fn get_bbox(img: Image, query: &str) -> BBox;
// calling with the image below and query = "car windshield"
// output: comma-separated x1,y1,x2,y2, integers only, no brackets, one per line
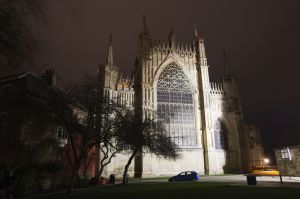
177,171,198,176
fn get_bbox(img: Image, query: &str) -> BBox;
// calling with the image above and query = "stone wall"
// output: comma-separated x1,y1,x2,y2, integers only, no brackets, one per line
103,151,135,177
142,148,205,177
246,125,265,168
275,146,300,176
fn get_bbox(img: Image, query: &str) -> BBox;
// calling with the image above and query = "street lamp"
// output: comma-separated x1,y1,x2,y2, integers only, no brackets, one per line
264,158,270,168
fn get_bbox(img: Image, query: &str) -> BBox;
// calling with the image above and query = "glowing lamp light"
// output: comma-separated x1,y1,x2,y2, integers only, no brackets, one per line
264,158,270,164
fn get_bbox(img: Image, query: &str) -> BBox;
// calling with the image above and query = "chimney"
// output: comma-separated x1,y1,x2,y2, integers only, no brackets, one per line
41,68,56,86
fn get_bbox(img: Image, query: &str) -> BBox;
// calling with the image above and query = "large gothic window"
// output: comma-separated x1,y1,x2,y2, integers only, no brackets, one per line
157,63,196,147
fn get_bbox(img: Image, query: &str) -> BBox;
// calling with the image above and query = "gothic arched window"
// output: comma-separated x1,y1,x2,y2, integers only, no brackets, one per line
214,119,226,149
156,63,196,147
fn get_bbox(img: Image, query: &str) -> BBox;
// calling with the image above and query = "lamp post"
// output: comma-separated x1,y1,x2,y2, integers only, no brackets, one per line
263,158,270,169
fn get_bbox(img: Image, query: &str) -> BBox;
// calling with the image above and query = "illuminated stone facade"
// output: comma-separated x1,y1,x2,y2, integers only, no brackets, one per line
246,125,265,168
97,21,264,177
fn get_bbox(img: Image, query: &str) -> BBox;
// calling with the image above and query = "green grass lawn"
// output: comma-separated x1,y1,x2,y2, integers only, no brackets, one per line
30,182,300,199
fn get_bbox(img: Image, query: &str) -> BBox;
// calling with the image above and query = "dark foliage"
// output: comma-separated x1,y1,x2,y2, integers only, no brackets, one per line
0,0,44,74
4,161,62,196
0,164,9,188
0,162,60,197
13,173,38,196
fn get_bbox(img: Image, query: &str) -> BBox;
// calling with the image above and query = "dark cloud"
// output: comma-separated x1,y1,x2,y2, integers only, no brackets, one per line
37,0,300,158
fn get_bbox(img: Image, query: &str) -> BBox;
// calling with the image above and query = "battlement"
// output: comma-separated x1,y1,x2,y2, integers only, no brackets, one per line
117,76,134,91
151,40,196,58
209,82,224,95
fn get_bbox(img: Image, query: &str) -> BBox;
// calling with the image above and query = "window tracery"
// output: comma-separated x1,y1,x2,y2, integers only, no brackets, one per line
157,63,196,147
214,119,226,149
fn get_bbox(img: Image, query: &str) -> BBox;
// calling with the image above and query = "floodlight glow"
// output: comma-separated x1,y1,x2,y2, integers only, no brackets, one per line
264,158,270,164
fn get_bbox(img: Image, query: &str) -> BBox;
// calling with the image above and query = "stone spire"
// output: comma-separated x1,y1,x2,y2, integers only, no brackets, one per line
142,14,148,33
106,34,113,65
223,48,230,76
193,24,204,43
138,14,152,58
168,27,175,48
194,24,198,39
193,25,206,61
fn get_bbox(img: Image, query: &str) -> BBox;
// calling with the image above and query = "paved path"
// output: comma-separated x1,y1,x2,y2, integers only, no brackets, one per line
200,175,300,188
137,175,300,189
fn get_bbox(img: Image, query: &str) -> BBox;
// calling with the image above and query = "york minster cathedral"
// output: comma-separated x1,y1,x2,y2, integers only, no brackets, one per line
97,18,264,177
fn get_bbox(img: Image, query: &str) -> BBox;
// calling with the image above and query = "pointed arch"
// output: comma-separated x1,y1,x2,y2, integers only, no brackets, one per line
156,63,196,147
214,118,227,150
152,57,197,93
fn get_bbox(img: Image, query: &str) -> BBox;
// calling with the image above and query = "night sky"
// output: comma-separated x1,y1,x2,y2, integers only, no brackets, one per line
37,0,300,160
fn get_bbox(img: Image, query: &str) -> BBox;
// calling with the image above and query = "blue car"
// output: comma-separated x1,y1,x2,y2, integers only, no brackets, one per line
168,171,200,182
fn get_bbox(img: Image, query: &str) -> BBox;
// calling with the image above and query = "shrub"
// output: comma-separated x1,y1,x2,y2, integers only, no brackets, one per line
13,174,38,196
42,161,62,175
0,165,8,187
40,178,52,191
89,177,99,185
38,161,62,190
78,178,90,187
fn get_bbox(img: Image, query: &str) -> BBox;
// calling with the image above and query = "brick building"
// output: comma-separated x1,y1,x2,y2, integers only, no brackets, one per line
0,70,96,178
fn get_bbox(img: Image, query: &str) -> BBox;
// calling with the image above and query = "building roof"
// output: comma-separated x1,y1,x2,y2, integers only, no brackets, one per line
274,145,300,150
0,72,87,112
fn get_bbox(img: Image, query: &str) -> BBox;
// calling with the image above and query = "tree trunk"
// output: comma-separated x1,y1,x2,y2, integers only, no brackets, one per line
98,150,117,180
95,154,107,180
122,147,139,184
67,170,76,193
98,165,104,179
67,165,80,193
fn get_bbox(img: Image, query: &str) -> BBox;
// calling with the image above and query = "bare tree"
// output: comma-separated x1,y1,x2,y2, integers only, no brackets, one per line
115,109,179,184
66,79,125,182
94,100,128,180
97,142,118,179
64,77,176,187
58,105,97,192
62,81,126,189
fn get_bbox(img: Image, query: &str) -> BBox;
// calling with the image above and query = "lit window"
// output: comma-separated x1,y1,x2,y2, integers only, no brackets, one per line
0,112,7,134
157,63,196,147
57,126,67,139
214,119,226,149
281,148,291,160
57,126,67,147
